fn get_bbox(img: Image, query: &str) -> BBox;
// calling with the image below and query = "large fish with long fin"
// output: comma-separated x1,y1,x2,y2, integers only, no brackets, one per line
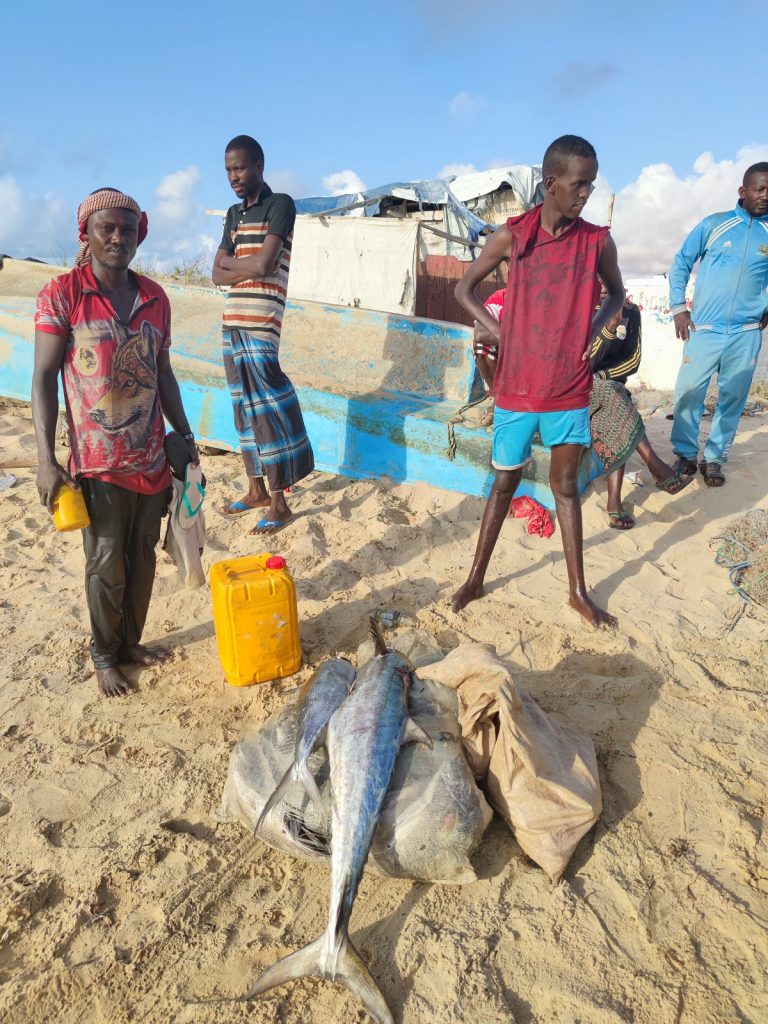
255,657,356,832
246,620,432,1024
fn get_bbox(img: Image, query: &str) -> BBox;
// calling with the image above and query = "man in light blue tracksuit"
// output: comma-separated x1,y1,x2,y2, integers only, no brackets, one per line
669,162,768,486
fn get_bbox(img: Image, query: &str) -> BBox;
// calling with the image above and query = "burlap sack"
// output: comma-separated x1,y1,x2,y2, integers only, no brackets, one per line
426,643,601,882
423,642,502,778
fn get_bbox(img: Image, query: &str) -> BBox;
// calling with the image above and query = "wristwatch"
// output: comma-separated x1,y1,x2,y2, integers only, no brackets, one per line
182,431,195,442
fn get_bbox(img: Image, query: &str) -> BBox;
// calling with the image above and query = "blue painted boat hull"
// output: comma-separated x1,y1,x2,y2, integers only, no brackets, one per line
0,264,601,507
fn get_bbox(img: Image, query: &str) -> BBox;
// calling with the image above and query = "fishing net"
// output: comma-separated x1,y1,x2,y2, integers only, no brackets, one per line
711,508,768,607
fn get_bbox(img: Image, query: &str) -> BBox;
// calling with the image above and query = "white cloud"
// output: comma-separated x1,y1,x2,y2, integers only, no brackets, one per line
0,175,70,262
322,170,367,196
0,175,25,243
586,145,768,275
152,165,201,229
137,165,219,273
438,162,478,179
0,166,217,272
448,91,486,119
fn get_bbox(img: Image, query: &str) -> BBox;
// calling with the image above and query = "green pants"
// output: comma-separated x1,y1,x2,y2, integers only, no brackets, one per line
81,478,168,670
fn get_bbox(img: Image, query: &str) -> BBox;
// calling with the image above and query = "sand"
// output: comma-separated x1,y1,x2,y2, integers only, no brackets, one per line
0,393,766,1024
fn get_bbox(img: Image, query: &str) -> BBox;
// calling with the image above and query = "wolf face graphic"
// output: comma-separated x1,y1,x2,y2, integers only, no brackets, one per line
89,320,158,446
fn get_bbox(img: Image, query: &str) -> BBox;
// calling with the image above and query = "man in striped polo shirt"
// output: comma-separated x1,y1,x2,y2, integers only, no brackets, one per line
212,135,314,532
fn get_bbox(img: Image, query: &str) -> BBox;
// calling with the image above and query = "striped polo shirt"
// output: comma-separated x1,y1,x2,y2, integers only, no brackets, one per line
219,184,296,342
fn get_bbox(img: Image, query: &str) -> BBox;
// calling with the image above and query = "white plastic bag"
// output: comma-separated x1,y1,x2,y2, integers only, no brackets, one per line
215,675,492,884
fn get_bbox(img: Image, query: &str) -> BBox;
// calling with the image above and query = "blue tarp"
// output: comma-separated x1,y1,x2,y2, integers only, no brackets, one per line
295,179,491,242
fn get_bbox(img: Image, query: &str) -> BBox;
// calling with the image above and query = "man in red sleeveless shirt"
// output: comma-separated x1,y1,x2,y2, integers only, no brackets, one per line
452,135,625,629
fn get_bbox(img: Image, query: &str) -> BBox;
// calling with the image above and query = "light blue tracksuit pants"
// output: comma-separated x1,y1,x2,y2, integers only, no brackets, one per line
671,327,763,464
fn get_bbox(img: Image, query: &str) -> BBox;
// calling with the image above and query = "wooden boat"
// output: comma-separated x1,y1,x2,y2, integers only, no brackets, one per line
0,258,600,506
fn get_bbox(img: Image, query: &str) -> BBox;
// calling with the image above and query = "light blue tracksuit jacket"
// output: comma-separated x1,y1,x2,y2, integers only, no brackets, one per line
669,202,768,463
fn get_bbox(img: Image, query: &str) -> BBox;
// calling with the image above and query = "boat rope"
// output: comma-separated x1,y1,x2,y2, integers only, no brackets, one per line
446,393,492,461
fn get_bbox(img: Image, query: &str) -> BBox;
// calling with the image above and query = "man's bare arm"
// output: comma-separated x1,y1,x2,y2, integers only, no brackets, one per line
157,349,198,465
211,234,285,286
454,226,512,342
31,330,75,510
591,236,625,344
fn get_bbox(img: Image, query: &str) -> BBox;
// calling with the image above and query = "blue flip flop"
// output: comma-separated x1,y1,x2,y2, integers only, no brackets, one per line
216,499,261,518
252,516,292,534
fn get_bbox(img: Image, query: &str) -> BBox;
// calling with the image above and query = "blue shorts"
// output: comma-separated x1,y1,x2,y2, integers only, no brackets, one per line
492,406,591,470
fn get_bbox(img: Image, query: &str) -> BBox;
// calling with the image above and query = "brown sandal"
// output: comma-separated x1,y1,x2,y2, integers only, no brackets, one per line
608,510,635,530
655,469,695,494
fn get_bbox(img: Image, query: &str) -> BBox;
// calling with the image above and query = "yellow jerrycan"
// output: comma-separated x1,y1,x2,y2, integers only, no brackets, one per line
53,482,91,532
210,554,301,686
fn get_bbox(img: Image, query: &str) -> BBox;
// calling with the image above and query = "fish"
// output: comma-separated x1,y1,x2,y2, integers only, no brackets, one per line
256,657,356,833
246,620,432,1024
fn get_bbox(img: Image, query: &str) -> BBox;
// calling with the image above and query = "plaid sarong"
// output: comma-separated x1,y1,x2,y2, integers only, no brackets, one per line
589,379,645,475
223,329,314,491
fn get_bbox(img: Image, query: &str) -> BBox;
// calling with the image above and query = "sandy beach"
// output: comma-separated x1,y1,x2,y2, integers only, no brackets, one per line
0,392,766,1024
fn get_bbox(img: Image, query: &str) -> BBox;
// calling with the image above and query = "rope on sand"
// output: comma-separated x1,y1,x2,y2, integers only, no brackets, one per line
711,508,768,606
446,393,492,461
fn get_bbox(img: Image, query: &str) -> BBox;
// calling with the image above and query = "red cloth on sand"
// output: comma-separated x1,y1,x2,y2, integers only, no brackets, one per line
509,495,555,538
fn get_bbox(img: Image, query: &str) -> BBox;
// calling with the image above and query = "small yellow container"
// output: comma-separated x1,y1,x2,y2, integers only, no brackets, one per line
210,554,302,686
53,483,91,532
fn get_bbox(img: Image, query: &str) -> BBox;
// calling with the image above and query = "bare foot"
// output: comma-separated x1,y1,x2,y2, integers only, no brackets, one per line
568,592,618,630
96,666,133,698
118,644,171,666
451,579,485,612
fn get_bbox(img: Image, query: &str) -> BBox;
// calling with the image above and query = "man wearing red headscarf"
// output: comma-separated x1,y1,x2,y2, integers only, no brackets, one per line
32,188,198,697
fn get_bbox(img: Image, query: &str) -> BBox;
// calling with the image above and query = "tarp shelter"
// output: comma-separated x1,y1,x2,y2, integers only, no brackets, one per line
290,166,543,322
289,218,420,316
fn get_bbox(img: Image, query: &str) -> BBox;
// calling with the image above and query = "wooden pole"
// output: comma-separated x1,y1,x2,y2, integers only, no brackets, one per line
607,193,616,227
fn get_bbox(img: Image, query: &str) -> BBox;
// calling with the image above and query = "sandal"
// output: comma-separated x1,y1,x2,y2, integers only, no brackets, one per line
608,510,635,530
655,468,695,495
700,461,725,487
250,513,293,536
216,499,263,518
672,456,698,476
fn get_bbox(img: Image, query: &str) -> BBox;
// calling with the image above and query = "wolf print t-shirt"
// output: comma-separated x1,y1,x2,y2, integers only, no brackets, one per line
35,264,171,494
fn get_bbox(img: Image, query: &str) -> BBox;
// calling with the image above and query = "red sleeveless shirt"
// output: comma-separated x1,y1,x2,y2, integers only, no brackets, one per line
494,206,608,412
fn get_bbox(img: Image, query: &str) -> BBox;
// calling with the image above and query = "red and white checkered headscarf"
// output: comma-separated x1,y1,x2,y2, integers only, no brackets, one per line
75,188,148,266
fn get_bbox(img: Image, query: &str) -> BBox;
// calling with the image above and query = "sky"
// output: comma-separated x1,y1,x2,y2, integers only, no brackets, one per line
1,0,765,276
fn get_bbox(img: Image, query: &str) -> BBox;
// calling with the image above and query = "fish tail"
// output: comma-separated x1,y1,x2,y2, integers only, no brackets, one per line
254,764,294,834
298,762,325,815
245,935,326,1000
333,935,395,1024
246,932,394,1024
369,616,388,656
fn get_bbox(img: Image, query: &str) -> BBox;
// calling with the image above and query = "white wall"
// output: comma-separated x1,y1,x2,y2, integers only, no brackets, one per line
625,276,683,391
289,217,419,315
